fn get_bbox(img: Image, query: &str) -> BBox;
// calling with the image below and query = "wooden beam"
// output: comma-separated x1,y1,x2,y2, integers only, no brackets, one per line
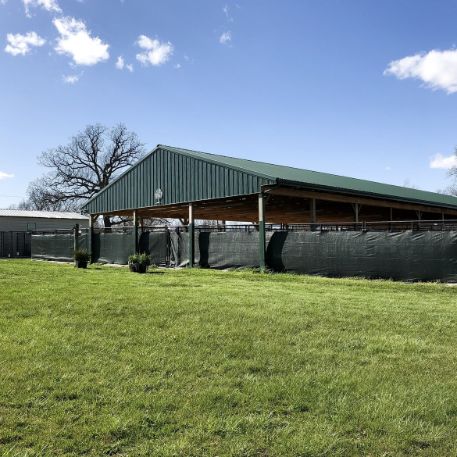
264,186,457,216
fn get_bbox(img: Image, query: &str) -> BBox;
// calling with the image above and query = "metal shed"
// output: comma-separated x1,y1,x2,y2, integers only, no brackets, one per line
82,145,457,270
0,210,89,232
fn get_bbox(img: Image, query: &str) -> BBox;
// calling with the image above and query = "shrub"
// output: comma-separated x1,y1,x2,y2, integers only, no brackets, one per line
74,249,90,262
128,253,151,266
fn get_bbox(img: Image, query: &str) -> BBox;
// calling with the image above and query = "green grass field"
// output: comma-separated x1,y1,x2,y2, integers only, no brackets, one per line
1,260,457,456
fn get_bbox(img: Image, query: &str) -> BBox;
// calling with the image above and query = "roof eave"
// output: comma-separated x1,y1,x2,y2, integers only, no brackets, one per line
274,179,457,211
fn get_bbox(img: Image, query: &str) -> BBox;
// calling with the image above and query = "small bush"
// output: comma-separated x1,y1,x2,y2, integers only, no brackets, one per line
128,253,151,266
74,249,90,262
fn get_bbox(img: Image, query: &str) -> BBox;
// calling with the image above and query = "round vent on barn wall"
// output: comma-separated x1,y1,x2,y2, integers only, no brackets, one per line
154,188,163,204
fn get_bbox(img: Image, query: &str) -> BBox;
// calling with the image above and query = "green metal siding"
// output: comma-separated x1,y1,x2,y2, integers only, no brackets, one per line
83,147,273,214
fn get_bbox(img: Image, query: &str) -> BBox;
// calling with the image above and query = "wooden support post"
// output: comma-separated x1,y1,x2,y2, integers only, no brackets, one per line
416,210,422,229
188,203,194,268
352,203,360,224
389,207,393,221
310,198,317,224
258,193,266,272
73,223,79,254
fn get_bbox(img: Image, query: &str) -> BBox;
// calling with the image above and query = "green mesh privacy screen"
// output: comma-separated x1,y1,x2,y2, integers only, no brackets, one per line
171,230,457,282
31,229,457,282
1,232,31,258
139,231,169,266
266,231,457,282
92,231,133,265
31,233,77,262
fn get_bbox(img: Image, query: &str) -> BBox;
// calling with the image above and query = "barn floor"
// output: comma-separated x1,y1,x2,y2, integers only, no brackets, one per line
1,260,457,456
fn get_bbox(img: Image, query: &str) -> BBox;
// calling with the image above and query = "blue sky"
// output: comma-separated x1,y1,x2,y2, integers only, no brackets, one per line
1,0,457,208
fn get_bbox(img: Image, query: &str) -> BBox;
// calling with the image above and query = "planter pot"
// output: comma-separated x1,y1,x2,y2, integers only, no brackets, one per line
129,262,148,273
75,260,88,269
138,264,148,274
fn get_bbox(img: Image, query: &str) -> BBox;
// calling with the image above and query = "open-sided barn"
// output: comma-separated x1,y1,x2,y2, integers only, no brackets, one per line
83,145,457,224
77,145,457,279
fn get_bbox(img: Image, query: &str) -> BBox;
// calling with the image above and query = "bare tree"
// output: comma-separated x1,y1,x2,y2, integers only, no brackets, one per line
26,124,145,226
448,150,457,195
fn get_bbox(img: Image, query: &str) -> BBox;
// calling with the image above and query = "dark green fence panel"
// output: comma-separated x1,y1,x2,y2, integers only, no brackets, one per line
0,232,31,258
266,230,457,282
138,231,169,266
170,231,200,267
31,233,74,261
199,232,260,269
93,231,134,265
30,228,457,282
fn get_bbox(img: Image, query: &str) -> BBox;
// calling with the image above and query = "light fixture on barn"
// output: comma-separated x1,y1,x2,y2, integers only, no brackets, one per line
154,188,163,204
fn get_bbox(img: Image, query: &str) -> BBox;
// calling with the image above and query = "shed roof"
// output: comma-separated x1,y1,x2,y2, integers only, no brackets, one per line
0,210,88,220
161,145,457,208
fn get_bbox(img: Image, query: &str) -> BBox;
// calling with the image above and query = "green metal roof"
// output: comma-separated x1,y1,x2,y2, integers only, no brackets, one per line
163,145,457,209
83,144,457,214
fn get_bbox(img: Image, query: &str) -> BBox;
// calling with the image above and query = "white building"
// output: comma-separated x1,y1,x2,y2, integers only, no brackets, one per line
0,210,88,232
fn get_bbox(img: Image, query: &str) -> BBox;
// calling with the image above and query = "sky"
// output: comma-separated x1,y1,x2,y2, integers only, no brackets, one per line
1,0,457,208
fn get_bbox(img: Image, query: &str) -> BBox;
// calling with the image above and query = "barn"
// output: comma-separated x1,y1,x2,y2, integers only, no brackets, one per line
76,145,457,280
0,210,88,259
0,210,89,232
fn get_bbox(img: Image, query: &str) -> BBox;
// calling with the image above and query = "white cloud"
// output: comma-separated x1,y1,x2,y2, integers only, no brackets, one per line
0,171,14,180
222,4,233,22
62,74,80,84
174,63,181,69
219,31,231,45
115,55,133,72
115,55,124,69
430,153,457,169
23,0,61,16
136,35,173,66
4,31,45,56
53,17,109,66
385,49,457,94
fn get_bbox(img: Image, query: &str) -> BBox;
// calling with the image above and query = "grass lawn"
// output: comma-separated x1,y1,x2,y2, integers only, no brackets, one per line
1,261,457,456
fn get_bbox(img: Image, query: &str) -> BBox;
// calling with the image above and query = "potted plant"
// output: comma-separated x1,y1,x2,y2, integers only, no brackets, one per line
74,249,90,269
128,253,151,273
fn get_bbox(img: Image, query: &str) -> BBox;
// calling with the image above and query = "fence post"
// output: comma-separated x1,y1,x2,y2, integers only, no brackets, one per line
133,210,138,253
73,223,79,254
188,203,194,268
258,193,266,272
88,216,94,263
